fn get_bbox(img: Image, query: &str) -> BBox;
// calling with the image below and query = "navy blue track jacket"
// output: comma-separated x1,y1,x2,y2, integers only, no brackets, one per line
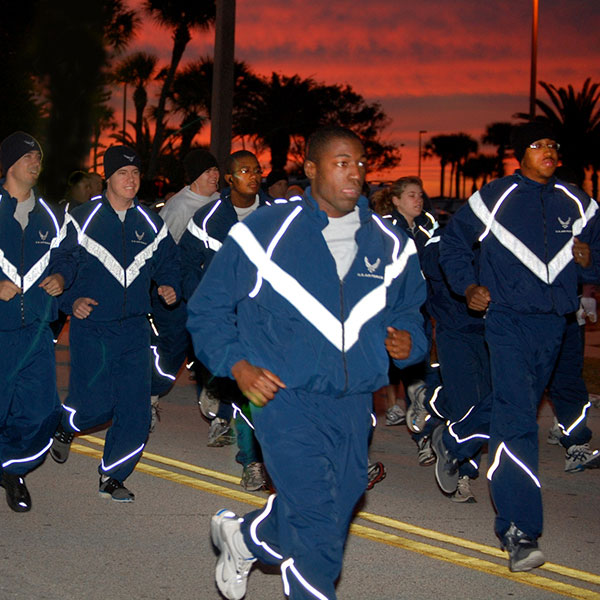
60,195,180,321
179,189,269,301
0,183,75,331
388,209,439,254
440,171,600,315
187,189,428,398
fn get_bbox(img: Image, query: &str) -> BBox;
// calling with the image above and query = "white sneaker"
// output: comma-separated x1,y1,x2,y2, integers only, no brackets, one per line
211,510,256,600
565,443,600,472
546,417,561,445
452,475,476,503
385,403,406,426
199,387,221,419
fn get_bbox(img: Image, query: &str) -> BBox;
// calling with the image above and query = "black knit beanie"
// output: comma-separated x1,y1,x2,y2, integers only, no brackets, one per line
0,131,43,174
183,149,218,184
103,145,142,180
510,122,558,162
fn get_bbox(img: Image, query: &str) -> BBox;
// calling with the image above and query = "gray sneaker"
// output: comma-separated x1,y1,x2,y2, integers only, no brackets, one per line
198,388,221,419
98,476,135,503
417,435,435,467
502,523,545,573
547,417,561,445
432,425,459,493
241,462,267,491
406,381,431,434
565,443,600,472
150,395,161,433
211,509,256,600
452,475,476,503
207,418,236,447
385,403,406,426
50,425,75,464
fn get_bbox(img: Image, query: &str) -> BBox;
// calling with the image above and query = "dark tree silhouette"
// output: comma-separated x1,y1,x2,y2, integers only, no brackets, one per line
515,78,600,188
142,0,216,181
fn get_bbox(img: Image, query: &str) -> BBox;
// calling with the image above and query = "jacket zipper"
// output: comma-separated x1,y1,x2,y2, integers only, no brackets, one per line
540,187,554,311
121,219,127,319
339,280,349,392
20,229,25,324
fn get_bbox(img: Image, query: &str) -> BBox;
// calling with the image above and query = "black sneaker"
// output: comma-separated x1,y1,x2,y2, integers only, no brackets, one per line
0,472,32,512
98,476,135,503
502,523,545,572
432,425,459,493
50,424,75,464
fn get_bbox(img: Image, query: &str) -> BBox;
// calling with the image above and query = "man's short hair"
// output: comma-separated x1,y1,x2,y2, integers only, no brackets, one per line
224,150,257,175
306,127,363,163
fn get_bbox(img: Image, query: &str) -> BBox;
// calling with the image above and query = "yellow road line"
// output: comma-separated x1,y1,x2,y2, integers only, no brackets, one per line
72,437,600,599
351,523,600,600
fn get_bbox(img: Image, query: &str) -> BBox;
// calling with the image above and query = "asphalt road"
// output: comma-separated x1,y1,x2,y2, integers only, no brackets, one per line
1,335,599,600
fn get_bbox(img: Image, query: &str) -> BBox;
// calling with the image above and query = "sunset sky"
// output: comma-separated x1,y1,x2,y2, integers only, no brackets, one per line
125,0,600,195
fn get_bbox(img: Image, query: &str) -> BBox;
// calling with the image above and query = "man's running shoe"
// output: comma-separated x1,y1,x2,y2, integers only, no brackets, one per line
98,476,135,502
546,417,561,445
241,462,267,492
50,424,75,464
385,404,406,426
366,461,386,490
207,418,236,447
211,509,256,600
565,443,600,472
406,382,431,434
452,475,476,503
502,523,545,572
199,388,221,419
416,435,435,467
432,425,459,493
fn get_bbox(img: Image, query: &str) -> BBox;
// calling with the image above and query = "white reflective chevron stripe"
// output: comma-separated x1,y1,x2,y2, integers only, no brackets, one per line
0,199,67,292
1,437,53,468
487,441,541,488
249,494,283,559
186,217,222,252
70,207,168,288
470,189,552,283
473,185,518,242
554,184,598,236
249,205,303,298
0,248,21,288
100,442,145,473
124,224,169,286
230,216,415,352
136,205,158,234
281,558,330,600
560,400,592,436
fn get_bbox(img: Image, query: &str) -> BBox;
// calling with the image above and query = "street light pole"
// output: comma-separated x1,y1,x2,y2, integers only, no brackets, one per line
418,130,427,178
529,0,539,119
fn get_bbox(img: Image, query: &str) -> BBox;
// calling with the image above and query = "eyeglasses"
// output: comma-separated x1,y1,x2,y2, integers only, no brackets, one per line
528,142,560,151
235,167,263,176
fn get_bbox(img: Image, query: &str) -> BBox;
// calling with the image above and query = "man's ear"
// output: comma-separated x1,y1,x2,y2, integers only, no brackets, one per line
304,160,316,180
224,173,233,186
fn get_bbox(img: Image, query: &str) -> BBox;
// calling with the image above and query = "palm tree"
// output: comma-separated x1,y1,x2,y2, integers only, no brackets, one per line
234,73,400,172
514,78,600,187
445,133,478,198
143,0,216,180
423,135,455,197
462,154,498,194
113,52,159,152
482,122,513,177
28,0,138,198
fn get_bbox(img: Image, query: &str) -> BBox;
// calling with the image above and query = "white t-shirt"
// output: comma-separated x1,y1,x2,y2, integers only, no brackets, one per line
321,207,360,280
233,196,260,222
159,186,220,243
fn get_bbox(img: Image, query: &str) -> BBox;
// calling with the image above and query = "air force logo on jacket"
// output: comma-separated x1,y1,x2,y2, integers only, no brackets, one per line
61,195,180,321
187,190,428,397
